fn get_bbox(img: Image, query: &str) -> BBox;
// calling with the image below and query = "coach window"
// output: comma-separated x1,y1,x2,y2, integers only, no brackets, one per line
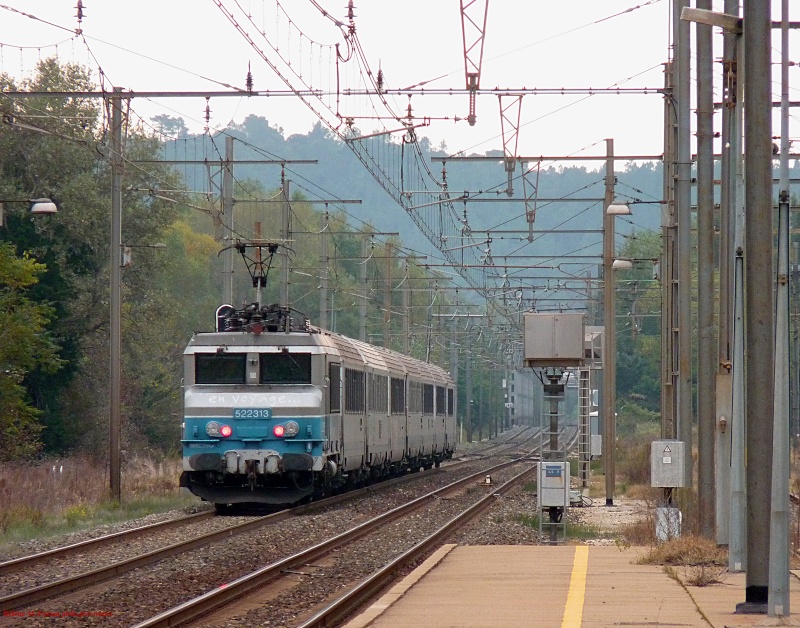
329,363,341,413
344,368,366,413
422,384,434,415
196,353,247,384
391,377,405,414
435,386,446,416
259,352,312,384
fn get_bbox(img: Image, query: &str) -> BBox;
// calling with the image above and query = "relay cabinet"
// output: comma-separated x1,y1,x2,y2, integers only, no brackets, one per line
538,461,570,508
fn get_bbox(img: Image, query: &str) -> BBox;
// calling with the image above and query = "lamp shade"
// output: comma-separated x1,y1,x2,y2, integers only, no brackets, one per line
607,203,632,215
29,198,58,215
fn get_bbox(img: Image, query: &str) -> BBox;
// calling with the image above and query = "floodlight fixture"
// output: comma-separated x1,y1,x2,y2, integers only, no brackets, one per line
612,259,634,270
606,202,632,215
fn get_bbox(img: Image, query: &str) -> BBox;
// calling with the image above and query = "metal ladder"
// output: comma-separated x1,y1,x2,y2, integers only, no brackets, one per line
578,367,592,490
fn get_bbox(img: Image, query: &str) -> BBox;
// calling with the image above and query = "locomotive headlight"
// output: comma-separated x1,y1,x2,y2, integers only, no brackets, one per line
272,422,299,438
206,421,221,437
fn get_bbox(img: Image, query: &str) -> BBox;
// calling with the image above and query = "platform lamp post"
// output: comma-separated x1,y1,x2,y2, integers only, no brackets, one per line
603,194,631,507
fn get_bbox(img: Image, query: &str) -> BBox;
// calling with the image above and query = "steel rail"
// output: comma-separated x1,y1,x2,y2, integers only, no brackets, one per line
0,459,490,612
0,511,214,576
297,464,537,628
131,457,530,628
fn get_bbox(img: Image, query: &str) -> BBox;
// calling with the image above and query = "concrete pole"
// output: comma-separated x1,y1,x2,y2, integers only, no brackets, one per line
319,212,329,329
109,87,123,502
695,0,716,539
602,138,616,506
403,258,410,355
716,0,739,547
768,0,791,614
450,320,458,383
280,177,290,308
741,0,773,611
675,0,694,487
729,17,746,571
466,349,473,443
222,136,234,305
360,238,368,342
255,222,263,306
661,61,676,441
384,243,392,348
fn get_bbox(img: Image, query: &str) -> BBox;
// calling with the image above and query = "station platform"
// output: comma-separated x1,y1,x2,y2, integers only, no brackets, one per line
345,544,800,627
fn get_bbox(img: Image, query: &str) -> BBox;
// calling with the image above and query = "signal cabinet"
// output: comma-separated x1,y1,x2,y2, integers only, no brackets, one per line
650,440,686,487
523,312,585,367
538,461,570,508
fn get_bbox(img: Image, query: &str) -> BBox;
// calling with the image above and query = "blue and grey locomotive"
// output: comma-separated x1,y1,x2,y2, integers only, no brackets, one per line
180,301,457,507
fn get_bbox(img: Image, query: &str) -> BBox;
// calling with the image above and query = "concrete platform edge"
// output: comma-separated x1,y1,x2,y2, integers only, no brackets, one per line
343,543,458,628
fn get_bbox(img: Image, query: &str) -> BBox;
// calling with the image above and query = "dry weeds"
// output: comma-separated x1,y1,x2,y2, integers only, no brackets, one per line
0,455,185,533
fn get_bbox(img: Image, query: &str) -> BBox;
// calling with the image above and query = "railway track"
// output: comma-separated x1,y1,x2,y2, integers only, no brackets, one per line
298,465,534,628
0,454,521,619
0,510,215,576
132,457,536,627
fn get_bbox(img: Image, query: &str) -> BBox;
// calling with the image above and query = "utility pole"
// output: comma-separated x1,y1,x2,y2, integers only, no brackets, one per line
465,348,473,443
716,0,739,547
675,0,694,487
602,138,616,506
741,0,773,612
222,136,234,304
109,87,123,502
661,61,676,442
280,177,290,308
360,237,369,342
403,257,410,355
695,0,716,539
450,320,459,383
384,242,392,349
769,0,791,615
319,211,329,329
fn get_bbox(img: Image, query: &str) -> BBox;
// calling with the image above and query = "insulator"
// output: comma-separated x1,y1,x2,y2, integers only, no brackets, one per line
224,317,242,332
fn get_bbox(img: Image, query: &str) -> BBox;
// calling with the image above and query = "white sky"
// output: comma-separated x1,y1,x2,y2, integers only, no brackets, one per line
0,1,797,160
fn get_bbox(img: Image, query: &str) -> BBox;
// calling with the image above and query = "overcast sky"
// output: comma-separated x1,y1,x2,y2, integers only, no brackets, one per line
1,1,797,160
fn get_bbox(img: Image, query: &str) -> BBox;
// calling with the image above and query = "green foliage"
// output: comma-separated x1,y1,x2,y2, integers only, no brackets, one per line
616,436,653,486
617,401,660,438
614,230,662,412
0,243,63,459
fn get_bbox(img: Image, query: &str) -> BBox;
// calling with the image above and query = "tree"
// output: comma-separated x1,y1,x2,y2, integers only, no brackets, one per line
0,243,63,459
614,230,662,413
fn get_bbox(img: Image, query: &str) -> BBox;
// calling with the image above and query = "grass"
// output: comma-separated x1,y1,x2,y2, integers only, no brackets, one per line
638,534,728,587
0,455,201,547
513,513,614,542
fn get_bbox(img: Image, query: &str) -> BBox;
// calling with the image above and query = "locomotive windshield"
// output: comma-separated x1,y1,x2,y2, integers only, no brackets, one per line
196,353,247,384
259,352,312,384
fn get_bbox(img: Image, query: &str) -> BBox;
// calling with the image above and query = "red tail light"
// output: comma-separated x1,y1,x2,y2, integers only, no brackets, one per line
273,424,285,437
220,425,233,437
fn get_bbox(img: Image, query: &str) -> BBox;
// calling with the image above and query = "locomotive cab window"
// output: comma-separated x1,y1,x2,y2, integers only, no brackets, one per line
196,353,247,384
259,352,312,384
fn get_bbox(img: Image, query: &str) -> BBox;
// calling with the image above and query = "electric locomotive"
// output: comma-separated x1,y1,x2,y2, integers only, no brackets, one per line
180,291,457,508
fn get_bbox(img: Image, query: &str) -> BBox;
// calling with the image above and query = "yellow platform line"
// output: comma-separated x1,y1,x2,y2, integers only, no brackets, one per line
561,545,589,627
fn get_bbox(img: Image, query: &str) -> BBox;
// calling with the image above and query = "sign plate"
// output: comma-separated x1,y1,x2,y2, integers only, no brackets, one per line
233,408,273,419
